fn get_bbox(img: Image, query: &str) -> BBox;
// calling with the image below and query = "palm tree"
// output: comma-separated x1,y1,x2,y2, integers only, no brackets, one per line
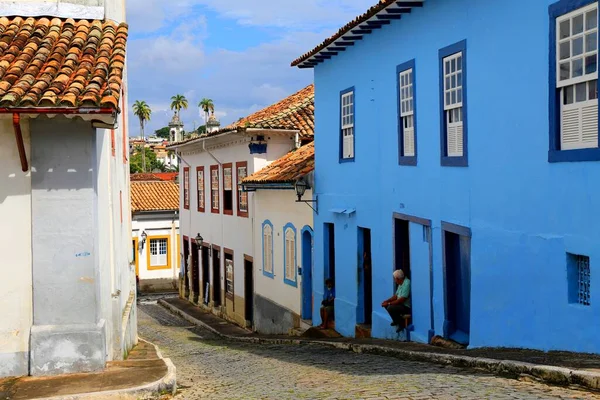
198,98,214,125
170,94,188,116
132,100,152,172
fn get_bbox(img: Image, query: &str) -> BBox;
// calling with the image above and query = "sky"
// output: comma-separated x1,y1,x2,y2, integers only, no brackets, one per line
125,0,375,136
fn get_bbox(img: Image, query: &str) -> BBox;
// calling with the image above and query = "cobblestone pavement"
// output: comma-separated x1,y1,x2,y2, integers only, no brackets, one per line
138,303,599,400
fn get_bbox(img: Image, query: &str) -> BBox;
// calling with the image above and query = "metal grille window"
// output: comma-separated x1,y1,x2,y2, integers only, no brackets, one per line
576,255,591,306
150,238,168,267
557,3,599,150
399,68,415,157
341,90,354,159
443,52,464,157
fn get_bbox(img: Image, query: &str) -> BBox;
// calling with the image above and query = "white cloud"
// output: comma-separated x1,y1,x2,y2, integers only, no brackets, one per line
126,0,375,135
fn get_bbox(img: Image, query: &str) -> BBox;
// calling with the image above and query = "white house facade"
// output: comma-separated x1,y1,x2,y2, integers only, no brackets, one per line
0,0,136,378
168,85,314,329
131,179,180,293
242,143,315,334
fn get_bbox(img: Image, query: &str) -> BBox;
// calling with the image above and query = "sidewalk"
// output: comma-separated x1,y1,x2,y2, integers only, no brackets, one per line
160,297,600,393
0,340,176,400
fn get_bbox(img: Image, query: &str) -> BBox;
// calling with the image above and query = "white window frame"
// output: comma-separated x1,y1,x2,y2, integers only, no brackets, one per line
149,238,168,267
341,90,354,159
443,52,464,157
263,224,273,275
284,227,296,282
399,68,415,157
557,3,599,150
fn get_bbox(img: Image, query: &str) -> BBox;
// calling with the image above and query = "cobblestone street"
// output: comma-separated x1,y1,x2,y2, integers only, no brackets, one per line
138,303,598,400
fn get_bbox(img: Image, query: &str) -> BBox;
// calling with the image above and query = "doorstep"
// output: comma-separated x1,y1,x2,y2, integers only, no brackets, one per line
0,339,176,400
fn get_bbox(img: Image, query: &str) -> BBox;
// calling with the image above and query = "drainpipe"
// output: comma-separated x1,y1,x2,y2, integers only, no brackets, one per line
12,113,28,172
5,108,115,172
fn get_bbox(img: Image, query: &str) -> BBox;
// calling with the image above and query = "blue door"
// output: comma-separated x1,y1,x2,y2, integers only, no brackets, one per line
443,230,471,345
301,227,313,320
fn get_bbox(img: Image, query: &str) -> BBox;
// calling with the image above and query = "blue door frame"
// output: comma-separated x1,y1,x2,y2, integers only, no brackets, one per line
441,222,472,345
301,226,314,320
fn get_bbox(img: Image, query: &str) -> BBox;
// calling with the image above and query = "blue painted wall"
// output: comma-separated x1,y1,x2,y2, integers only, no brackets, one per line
312,0,600,352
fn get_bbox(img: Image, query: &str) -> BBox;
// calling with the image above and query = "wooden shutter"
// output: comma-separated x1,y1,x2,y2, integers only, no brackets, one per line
562,102,599,150
343,133,354,159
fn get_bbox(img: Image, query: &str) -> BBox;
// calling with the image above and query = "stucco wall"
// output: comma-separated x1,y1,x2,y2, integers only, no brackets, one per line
313,0,600,353
178,134,295,325
0,118,32,377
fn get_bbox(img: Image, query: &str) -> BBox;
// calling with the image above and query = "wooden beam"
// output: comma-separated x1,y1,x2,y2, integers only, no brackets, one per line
377,14,402,20
335,41,355,46
352,29,372,34
329,47,346,51
320,51,338,56
386,7,412,14
342,35,363,40
366,20,390,26
395,1,423,7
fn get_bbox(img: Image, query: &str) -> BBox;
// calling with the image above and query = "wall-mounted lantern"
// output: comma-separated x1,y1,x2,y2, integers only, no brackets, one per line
295,178,318,214
194,233,204,247
139,231,147,251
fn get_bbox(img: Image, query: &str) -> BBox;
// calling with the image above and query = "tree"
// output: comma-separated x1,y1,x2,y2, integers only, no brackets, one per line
198,98,214,125
130,147,167,174
132,100,152,172
170,94,188,116
155,126,170,139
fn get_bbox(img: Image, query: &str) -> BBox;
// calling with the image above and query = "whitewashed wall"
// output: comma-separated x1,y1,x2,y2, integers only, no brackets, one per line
178,134,295,323
253,190,313,315
0,119,32,377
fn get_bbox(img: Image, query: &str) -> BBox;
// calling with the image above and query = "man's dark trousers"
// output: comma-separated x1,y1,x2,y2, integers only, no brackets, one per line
385,304,411,329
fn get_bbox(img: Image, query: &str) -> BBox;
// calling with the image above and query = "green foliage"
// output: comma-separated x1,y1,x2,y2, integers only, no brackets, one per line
198,98,214,114
132,100,152,128
170,94,188,115
155,126,170,139
130,147,166,173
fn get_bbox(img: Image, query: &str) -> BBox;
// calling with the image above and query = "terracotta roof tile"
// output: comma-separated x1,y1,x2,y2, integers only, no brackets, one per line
0,17,127,109
130,173,162,182
169,84,314,148
243,142,314,184
131,181,179,212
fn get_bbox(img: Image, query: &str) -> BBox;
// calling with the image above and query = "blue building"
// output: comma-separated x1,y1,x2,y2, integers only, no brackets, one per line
292,0,600,353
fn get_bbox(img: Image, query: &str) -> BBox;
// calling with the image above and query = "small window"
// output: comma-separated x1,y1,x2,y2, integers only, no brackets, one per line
340,88,355,161
149,238,169,269
210,165,219,213
283,224,297,286
568,253,591,306
262,221,274,278
557,3,598,150
439,40,468,167
197,166,205,212
183,167,190,210
236,162,248,217
223,164,233,215
398,60,417,165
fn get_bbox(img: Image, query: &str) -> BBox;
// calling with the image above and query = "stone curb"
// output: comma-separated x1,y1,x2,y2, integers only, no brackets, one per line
33,338,177,400
159,299,600,393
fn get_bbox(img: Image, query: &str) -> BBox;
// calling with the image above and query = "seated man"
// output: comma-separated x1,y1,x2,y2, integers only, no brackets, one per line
381,269,411,332
319,278,335,329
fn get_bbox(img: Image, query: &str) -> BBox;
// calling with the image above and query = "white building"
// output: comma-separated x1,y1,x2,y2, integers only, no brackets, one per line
242,142,315,334
131,179,180,293
168,85,314,329
0,0,136,378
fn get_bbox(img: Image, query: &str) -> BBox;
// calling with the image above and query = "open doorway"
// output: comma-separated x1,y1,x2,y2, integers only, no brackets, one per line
443,225,471,345
183,236,190,298
394,219,411,279
212,245,221,307
191,242,200,304
301,227,314,321
357,227,372,325
324,223,335,284
244,256,254,328
201,243,210,305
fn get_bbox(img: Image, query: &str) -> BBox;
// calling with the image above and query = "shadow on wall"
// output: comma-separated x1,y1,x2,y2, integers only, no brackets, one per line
1,115,100,203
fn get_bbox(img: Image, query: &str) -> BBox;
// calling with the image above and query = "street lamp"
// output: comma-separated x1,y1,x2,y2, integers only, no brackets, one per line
194,233,204,247
139,231,147,250
294,178,318,214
